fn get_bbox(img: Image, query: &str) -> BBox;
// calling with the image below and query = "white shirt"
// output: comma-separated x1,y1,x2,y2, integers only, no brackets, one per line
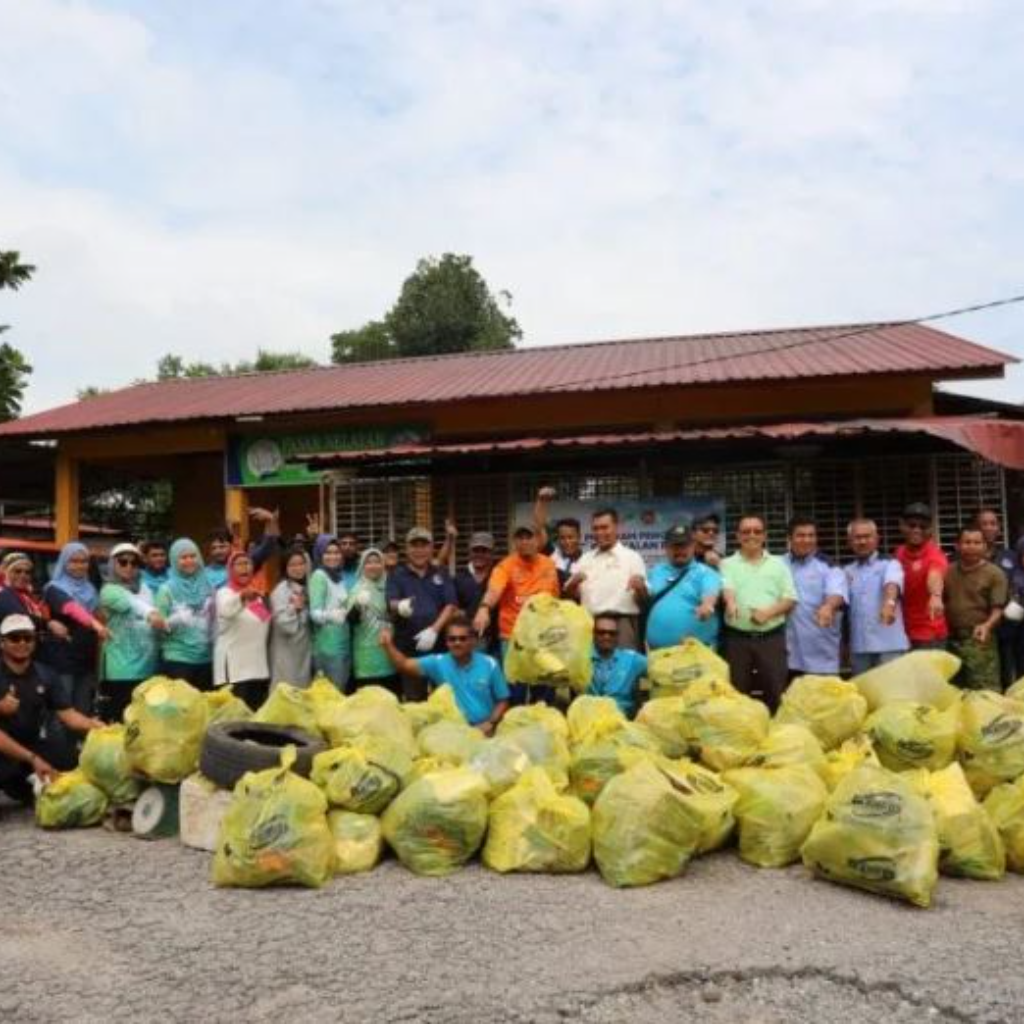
214,587,271,686
576,542,646,615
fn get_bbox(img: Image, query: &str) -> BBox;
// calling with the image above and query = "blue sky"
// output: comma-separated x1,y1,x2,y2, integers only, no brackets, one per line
1,0,1022,411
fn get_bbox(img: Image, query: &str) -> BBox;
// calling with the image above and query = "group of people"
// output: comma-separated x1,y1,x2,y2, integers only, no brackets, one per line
1,492,1022,800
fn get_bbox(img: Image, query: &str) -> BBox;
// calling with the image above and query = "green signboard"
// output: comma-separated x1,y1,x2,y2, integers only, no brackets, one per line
226,426,429,487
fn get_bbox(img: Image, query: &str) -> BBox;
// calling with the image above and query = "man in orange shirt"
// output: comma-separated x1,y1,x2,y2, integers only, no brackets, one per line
473,522,559,704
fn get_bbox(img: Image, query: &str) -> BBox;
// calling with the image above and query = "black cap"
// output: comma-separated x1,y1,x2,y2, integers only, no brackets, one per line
902,502,932,521
664,524,694,545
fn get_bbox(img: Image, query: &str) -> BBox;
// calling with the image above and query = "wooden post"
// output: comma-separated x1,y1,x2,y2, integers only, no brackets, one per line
54,451,80,545
225,487,250,545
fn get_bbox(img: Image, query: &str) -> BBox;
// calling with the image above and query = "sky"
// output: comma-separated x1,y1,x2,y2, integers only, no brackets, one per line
1,0,1022,413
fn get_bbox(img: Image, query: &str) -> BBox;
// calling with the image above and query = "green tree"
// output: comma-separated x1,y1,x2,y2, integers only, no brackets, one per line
0,249,36,421
331,254,521,364
156,348,318,380
0,250,36,291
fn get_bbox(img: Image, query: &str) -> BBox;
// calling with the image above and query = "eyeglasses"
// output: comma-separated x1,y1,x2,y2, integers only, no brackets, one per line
446,635,472,644
3,633,35,644
116,556,140,567
739,529,765,536
594,629,619,637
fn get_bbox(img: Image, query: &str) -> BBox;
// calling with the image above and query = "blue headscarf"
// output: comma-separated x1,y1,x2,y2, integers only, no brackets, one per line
313,534,344,585
46,541,98,611
166,538,214,608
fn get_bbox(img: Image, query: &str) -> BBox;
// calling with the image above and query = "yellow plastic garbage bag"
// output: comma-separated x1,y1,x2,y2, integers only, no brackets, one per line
404,684,466,735
722,765,828,868
775,676,868,750
35,769,108,829
746,724,827,780
212,749,334,888
921,763,1004,880
567,695,625,749
801,764,939,907
680,691,771,772
647,640,731,700
124,676,209,784
468,737,533,797
592,760,702,887
956,690,1024,798
78,724,141,805
328,811,383,875
854,650,961,712
636,696,690,758
496,723,570,787
204,688,252,725
253,682,323,738
570,723,661,805
657,757,738,853
381,766,489,876
321,685,416,757
497,702,570,743
483,767,591,873
311,736,411,814
504,594,593,691
983,775,1024,873
417,720,486,766
1006,677,1024,702
865,700,958,772
821,735,880,791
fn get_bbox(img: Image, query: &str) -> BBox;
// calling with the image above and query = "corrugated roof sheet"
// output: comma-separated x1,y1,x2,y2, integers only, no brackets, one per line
0,322,1012,438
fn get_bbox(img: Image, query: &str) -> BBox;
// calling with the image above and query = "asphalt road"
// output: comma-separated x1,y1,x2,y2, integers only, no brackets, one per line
2,804,1022,1023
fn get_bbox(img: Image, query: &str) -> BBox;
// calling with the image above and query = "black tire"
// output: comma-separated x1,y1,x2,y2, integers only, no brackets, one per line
199,722,326,790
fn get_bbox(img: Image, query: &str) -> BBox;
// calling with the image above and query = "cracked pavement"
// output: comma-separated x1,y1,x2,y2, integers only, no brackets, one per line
2,804,1022,1023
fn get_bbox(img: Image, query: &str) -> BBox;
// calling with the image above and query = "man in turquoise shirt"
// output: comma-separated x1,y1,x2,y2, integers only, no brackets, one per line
645,525,721,650
587,613,648,717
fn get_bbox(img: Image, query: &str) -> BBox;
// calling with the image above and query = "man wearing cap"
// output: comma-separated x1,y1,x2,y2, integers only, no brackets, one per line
644,524,721,651
386,527,458,700
473,521,559,703
453,529,499,654
692,513,724,569
0,616,104,802
782,517,848,677
895,503,948,651
565,508,648,650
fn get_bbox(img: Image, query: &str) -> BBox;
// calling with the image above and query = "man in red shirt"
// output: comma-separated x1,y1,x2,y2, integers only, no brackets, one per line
894,502,948,649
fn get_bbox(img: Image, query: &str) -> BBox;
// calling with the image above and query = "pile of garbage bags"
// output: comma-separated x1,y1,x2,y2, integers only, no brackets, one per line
32,645,1024,906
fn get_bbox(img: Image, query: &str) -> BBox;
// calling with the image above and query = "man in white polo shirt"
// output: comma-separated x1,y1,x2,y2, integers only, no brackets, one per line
565,507,647,649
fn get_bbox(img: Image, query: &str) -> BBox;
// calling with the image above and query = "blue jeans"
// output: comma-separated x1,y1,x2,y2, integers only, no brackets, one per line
314,652,351,693
850,650,904,676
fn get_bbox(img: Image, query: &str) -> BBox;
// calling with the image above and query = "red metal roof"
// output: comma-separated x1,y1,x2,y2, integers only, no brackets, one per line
0,322,1012,438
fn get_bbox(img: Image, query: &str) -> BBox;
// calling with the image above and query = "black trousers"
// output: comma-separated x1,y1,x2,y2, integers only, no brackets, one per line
96,678,144,724
723,628,789,713
161,660,213,692
231,679,270,712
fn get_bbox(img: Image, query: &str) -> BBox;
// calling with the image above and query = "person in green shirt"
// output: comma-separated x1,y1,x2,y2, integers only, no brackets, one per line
155,538,215,691
347,548,399,698
721,515,797,712
97,543,165,722
309,536,352,692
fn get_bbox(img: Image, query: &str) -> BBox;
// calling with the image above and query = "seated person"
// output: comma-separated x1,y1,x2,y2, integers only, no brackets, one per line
587,612,648,718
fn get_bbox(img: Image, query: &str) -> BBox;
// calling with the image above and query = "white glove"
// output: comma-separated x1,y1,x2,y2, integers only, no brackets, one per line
327,608,348,625
166,607,194,629
396,598,414,619
414,627,438,652
355,590,372,608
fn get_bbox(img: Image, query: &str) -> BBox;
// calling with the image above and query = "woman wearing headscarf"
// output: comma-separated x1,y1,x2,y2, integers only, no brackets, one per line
40,542,110,714
269,545,313,688
347,547,400,698
155,538,215,690
308,536,351,691
214,551,271,710
97,542,164,723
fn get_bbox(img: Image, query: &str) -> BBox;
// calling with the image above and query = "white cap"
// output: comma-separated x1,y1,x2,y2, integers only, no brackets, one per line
1,614,36,636
110,542,143,560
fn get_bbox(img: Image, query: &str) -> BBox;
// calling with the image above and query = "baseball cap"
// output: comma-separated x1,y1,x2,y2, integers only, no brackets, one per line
110,542,142,560
664,524,694,545
512,522,536,537
902,502,932,521
469,531,495,550
406,526,433,544
1,614,36,637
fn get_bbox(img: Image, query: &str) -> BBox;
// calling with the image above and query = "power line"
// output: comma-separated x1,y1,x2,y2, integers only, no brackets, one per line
536,291,1024,394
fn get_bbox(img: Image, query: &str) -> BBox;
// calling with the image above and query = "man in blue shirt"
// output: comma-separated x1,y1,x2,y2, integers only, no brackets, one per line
587,613,648,717
783,516,848,676
644,525,721,650
379,614,509,733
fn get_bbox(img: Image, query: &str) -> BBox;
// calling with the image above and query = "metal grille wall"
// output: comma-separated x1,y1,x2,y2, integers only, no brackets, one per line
432,475,513,564
332,476,430,546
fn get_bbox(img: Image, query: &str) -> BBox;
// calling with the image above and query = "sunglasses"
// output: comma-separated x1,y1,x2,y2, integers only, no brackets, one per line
594,629,618,637
3,633,35,644
116,556,140,567
446,635,472,644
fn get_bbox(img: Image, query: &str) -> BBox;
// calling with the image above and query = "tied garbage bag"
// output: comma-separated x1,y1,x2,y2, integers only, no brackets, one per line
636,696,690,758
647,640,731,700
504,594,593,691
328,811,383,875
680,691,771,772
417,720,486,766
567,695,625,748
801,764,939,908
723,765,827,868
469,737,533,797
920,763,1004,880
854,650,961,712
78,724,141,805
570,722,661,806
497,703,570,744
496,723,570,788
311,736,412,814
253,682,323,738
381,766,489,876
36,769,108,829
592,760,702,887
483,767,591,873
404,684,466,735
212,748,334,888
204,688,253,726
821,735,880,791
983,776,1024,873
956,690,1024,798
658,757,738,853
745,724,827,781
775,676,868,750
865,701,958,772
322,686,416,757
124,676,208,784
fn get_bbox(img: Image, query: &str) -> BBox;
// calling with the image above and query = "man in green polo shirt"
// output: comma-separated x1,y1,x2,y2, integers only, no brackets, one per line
721,514,797,711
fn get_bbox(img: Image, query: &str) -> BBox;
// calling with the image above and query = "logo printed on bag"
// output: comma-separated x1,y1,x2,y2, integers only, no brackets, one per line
850,791,903,818
670,665,706,684
250,815,290,850
895,739,935,761
848,856,898,881
981,714,1022,745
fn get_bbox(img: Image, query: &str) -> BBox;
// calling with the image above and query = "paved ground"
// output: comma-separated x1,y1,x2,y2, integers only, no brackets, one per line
2,804,1023,1023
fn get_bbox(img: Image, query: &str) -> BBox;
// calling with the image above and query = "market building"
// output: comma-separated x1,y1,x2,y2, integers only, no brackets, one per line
2,321,1023,563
